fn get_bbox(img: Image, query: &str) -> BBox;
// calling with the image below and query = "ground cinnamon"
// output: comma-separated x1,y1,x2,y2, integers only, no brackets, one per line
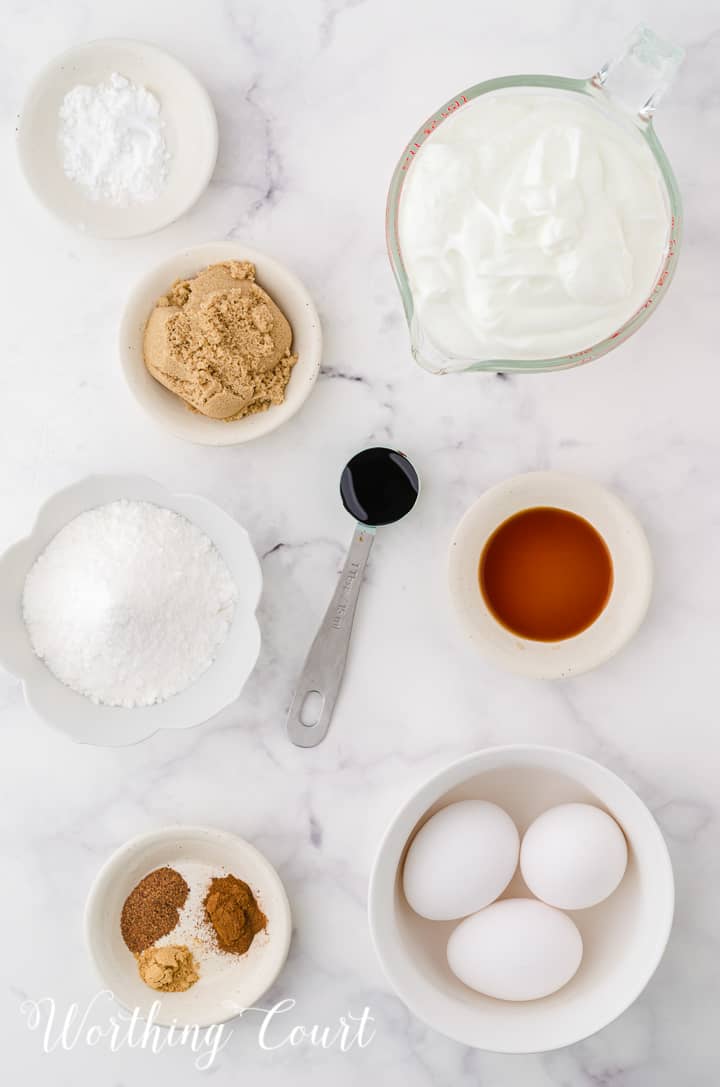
204,874,266,954
120,866,189,953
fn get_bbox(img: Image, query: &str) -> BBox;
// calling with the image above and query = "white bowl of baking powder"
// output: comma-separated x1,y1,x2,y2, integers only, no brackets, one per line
17,39,218,238
0,476,262,745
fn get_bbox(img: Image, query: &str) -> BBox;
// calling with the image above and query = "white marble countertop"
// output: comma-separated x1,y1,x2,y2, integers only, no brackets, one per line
1,0,718,1083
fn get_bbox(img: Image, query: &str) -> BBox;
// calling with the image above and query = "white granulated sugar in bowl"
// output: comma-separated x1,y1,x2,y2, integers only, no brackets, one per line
58,72,170,205
22,500,238,708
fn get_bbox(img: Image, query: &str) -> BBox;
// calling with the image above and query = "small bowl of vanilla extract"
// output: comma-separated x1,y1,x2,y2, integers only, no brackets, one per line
448,472,653,679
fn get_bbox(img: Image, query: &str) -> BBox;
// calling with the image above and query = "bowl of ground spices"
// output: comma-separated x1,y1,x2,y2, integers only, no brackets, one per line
119,242,322,445
85,825,292,1027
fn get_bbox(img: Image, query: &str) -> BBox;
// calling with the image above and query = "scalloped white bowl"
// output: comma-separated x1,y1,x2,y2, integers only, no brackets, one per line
0,476,262,746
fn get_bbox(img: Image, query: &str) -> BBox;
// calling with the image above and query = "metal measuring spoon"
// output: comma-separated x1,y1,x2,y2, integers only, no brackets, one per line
287,447,420,747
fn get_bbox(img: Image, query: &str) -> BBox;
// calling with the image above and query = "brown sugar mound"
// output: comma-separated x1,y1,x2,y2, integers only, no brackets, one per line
120,866,189,954
204,873,267,955
143,260,297,421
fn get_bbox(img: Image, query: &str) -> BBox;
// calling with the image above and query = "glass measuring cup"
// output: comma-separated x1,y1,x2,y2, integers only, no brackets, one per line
386,25,684,375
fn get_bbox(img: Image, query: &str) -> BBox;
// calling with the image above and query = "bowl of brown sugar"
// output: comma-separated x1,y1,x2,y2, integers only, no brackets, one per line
119,242,322,445
85,825,292,1026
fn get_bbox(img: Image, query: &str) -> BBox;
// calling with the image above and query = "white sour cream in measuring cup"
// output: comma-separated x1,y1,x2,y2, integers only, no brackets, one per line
398,89,671,362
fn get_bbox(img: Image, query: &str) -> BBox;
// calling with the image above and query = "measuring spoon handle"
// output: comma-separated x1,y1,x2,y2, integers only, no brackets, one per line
287,524,375,747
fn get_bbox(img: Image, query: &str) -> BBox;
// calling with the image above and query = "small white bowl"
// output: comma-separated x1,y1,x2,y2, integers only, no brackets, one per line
0,475,262,745
369,745,674,1053
448,472,653,678
119,242,322,445
85,826,292,1027
17,38,218,238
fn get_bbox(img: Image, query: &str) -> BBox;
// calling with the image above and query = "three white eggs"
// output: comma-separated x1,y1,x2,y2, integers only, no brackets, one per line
402,798,628,1001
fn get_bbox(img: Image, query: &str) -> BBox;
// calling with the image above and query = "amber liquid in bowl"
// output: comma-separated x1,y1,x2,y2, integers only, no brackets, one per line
479,507,613,642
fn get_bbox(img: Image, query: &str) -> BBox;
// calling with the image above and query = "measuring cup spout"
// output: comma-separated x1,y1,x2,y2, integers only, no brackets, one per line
407,311,497,375
591,25,685,122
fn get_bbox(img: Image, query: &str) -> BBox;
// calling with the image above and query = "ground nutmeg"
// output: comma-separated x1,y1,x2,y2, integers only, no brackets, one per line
120,866,189,953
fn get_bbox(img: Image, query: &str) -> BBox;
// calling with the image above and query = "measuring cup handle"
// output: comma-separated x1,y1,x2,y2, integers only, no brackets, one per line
592,24,684,120
286,524,375,748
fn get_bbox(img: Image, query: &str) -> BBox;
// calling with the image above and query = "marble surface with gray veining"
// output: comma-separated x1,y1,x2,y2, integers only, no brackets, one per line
1,0,718,1083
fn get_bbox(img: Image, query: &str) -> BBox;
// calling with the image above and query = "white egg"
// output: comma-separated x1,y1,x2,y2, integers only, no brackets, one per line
520,802,628,910
402,799,519,921
447,898,583,1001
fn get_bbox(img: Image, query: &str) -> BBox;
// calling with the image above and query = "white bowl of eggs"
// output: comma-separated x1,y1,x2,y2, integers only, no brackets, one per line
368,745,674,1053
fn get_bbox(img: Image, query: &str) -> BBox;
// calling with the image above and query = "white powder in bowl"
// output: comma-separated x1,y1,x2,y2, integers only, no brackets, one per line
58,72,170,205
22,500,237,708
